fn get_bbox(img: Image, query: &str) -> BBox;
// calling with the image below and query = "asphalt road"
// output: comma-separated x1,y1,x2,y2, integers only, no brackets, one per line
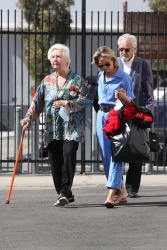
0,174,167,250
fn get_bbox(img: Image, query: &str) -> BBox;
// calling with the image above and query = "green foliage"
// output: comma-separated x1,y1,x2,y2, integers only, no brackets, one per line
16,0,74,92
152,59,167,71
143,0,167,12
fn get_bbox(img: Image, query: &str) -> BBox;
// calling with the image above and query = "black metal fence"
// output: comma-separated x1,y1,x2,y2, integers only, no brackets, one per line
0,9,167,174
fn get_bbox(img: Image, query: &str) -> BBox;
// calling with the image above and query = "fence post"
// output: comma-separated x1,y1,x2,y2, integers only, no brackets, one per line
80,0,86,173
31,123,35,174
15,107,22,173
35,120,39,173
92,109,98,172
31,121,39,174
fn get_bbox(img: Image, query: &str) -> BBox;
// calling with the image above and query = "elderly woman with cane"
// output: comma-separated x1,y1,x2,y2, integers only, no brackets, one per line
21,43,92,206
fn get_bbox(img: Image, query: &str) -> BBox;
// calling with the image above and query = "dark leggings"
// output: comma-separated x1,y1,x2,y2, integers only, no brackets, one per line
48,139,79,197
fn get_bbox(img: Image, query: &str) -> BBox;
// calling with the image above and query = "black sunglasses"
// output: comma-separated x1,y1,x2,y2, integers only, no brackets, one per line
98,62,110,68
119,48,130,52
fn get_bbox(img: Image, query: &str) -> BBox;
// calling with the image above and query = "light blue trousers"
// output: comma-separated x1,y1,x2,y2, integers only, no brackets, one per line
96,111,123,189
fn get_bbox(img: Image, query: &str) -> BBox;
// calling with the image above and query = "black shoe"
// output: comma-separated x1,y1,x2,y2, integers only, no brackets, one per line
68,195,75,203
54,194,75,206
128,191,138,198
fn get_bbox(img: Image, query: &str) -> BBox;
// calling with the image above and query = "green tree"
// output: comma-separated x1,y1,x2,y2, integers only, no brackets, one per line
143,0,167,11
16,0,74,95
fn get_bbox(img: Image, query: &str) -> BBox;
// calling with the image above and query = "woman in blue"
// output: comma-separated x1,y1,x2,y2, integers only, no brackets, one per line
92,46,135,208
21,43,92,207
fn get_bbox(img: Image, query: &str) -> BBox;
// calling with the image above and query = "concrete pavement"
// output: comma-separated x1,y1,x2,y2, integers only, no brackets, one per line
0,173,167,250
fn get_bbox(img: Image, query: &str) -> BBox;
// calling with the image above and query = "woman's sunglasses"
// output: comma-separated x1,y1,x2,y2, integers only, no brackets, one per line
119,48,130,53
98,62,110,68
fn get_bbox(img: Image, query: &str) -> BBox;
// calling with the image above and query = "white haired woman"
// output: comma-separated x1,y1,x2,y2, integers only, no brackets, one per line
21,43,92,206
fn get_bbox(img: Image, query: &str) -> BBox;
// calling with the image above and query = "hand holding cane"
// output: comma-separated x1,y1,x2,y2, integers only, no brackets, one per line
6,127,26,204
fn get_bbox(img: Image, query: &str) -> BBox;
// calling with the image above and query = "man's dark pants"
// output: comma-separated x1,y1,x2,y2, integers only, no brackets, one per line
125,162,142,193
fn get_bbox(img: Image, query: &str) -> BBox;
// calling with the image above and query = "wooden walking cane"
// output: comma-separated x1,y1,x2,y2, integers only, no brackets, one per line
6,127,26,204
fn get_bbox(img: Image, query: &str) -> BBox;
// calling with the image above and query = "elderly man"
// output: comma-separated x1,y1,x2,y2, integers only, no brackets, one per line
117,33,153,198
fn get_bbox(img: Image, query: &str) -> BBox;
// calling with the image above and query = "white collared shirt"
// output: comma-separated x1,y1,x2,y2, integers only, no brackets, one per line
121,54,135,75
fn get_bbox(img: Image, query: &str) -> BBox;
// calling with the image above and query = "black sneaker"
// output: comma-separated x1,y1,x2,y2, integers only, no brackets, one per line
54,194,75,206
127,191,138,198
68,195,75,203
56,194,69,206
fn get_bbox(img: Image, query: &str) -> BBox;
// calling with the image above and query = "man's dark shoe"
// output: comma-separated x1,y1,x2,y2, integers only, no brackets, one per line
128,191,138,198
55,193,69,206
54,194,75,206
68,195,75,203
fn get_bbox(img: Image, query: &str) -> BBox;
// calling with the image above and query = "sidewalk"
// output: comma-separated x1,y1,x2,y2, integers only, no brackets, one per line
1,173,167,190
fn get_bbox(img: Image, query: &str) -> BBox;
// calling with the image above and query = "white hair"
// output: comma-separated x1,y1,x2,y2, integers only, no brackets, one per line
117,34,137,49
47,43,71,67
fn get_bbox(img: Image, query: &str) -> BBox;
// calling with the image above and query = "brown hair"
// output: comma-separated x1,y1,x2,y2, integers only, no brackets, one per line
92,46,118,68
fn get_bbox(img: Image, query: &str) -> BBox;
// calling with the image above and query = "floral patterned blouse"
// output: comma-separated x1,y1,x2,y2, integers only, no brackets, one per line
23,70,92,146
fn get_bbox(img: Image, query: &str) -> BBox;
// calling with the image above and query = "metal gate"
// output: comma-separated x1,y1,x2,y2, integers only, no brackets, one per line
0,8,167,174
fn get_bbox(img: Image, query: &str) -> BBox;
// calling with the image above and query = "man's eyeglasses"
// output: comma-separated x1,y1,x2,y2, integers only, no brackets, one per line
98,62,110,68
119,48,130,53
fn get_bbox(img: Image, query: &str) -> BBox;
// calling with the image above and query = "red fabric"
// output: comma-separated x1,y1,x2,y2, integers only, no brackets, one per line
69,85,79,91
123,106,136,120
103,109,120,134
135,112,153,122
69,86,76,91
103,106,153,136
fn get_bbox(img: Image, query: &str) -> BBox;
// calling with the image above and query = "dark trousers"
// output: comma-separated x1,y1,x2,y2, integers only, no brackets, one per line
125,162,142,193
48,139,79,197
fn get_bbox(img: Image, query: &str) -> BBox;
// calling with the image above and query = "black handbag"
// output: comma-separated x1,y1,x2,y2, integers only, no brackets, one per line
103,105,154,163
111,123,150,162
